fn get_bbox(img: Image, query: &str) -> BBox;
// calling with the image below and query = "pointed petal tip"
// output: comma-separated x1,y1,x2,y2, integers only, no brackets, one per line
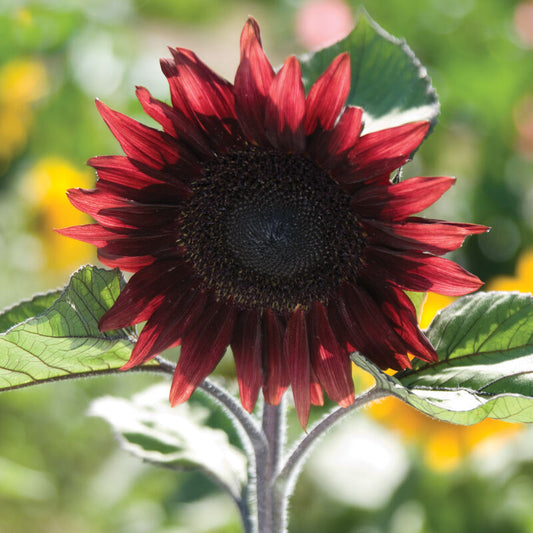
338,392,356,408
94,98,106,112
169,379,195,407
241,16,262,47
245,15,260,28
120,359,138,371
285,54,301,70
296,404,311,429
241,397,257,413
53,227,68,237
98,312,118,332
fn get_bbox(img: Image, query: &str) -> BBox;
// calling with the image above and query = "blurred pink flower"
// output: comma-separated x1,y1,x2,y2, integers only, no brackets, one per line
296,0,354,50
514,2,533,48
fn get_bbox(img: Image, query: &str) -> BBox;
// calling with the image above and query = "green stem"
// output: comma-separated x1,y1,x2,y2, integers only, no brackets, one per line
257,399,286,533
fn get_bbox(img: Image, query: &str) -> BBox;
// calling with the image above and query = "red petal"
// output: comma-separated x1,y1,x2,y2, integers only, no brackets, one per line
97,204,179,230
170,300,237,405
331,284,411,370
284,308,311,429
67,188,144,230
123,284,207,369
88,155,194,196
309,302,355,407
265,56,306,153
363,217,489,254
135,85,178,135
368,248,484,295
310,371,324,406
56,224,126,246
262,309,290,405
136,85,216,160
231,310,263,413
234,17,275,144
100,234,179,260
364,282,437,363
305,52,351,134
99,259,192,330
97,250,156,272
95,100,180,168
340,121,430,183
325,106,363,158
161,48,239,150
351,176,456,220
169,48,236,120
309,106,363,169
67,188,180,231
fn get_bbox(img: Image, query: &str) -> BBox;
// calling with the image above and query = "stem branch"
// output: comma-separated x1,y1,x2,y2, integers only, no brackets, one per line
276,387,390,493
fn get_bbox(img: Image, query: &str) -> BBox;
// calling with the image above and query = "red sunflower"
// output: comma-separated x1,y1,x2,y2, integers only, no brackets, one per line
60,18,486,427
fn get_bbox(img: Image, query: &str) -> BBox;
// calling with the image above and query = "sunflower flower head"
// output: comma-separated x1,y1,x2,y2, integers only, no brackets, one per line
60,18,486,428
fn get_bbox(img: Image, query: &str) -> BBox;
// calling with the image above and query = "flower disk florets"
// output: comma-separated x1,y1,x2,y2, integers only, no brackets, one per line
181,146,364,313
61,17,487,427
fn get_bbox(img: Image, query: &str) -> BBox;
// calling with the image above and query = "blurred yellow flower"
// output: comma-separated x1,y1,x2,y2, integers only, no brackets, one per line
488,249,533,293
22,157,95,271
0,58,48,106
362,290,522,471
0,58,48,167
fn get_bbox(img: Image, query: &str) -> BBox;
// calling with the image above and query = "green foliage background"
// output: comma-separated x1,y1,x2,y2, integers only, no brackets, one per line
0,1,533,532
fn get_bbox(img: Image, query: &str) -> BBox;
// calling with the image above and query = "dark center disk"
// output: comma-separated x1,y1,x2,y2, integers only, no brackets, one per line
226,194,323,278
180,146,364,312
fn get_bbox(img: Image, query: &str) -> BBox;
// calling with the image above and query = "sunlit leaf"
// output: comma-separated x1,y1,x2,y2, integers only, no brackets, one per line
0,265,149,393
0,290,62,333
353,292,533,424
300,9,439,134
90,384,248,501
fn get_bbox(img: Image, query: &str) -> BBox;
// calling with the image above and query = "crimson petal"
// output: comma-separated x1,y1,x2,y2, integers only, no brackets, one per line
88,155,194,196
368,247,484,295
363,217,489,254
309,302,355,406
95,100,180,168
161,48,240,150
310,370,324,407
332,284,412,370
363,281,437,362
170,300,237,406
340,121,430,182
351,176,456,220
99,259,192,330
262,309,289,405
124,284,207,369
234,17,275,144
231,310,263,413
100,234,180,259
305,52,351,134
97,250,156,272
310,106,364,169
284,308,311,428
265,56,306,153
55,224,127,246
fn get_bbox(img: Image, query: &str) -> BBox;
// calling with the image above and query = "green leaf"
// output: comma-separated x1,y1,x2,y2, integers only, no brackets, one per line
0,290,62,333
405,291,427,320
300,9,439,133
90,384,248,501
0,265,148,393
353,292,533,425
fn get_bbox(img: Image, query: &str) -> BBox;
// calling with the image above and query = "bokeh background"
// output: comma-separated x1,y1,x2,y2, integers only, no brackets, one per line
1,0,533,532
